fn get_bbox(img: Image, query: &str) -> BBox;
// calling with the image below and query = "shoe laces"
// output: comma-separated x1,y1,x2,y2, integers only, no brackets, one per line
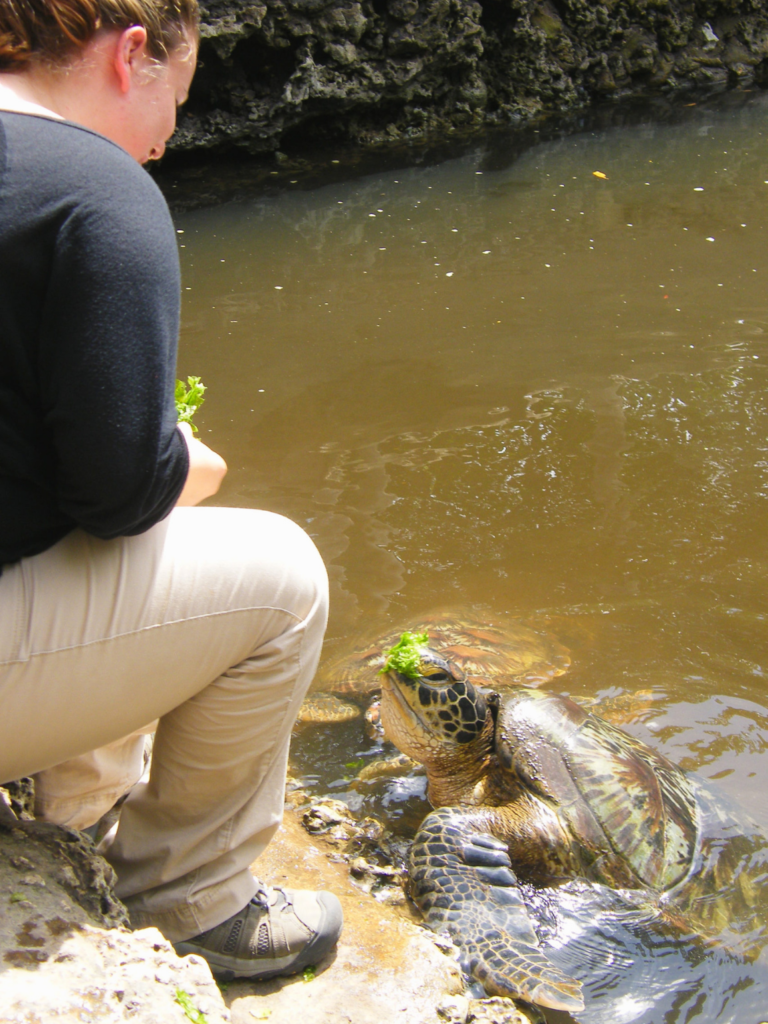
252,885,288,912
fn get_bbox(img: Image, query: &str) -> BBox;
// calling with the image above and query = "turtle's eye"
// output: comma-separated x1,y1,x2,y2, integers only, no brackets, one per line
424,670,451,682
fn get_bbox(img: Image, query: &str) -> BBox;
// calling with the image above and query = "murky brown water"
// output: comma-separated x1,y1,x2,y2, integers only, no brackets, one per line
172,94,768,1022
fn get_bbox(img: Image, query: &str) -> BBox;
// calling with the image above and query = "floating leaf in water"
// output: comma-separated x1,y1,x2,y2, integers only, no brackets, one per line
593,171,608,180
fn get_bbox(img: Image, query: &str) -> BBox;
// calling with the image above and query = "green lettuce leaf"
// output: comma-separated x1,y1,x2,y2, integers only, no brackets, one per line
175,375,207,433
380,631,429,678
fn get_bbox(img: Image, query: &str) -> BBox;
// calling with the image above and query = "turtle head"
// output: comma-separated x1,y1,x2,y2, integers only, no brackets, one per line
379,635,491,767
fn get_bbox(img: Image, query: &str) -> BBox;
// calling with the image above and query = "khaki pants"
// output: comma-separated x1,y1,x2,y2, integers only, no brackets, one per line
0,507,328,942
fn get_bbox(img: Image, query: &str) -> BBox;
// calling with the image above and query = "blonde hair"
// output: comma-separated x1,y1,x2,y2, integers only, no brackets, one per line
0,0,199,69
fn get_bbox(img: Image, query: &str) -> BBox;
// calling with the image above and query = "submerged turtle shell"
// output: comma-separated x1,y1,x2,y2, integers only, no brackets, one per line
319,612,570,698
570,688,657,728
294,693,362,727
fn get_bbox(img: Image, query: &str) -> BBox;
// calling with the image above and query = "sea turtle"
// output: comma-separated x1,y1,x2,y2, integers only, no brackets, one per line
352,689,660,786
379,639,768,1018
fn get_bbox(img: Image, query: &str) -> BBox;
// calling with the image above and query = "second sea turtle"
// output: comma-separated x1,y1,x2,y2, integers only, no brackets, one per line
318,611,571,699
297,611,571,729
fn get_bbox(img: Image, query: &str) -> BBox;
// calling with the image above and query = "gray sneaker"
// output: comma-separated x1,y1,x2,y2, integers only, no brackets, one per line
174,885,343,981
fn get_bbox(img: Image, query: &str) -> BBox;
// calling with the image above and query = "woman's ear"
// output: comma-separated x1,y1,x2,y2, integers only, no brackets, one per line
113,25,150,94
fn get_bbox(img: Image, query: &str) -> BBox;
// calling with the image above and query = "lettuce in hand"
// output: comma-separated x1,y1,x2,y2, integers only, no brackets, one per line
175,376,206,433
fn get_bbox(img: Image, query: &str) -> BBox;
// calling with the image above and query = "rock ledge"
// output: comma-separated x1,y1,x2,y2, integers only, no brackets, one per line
171,0,768,157
0,799,230,1024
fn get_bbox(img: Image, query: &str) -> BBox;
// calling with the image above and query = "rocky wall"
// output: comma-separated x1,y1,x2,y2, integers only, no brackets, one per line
170,0,768,157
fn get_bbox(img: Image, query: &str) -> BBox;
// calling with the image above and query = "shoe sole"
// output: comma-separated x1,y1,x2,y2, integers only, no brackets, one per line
174,892,343,982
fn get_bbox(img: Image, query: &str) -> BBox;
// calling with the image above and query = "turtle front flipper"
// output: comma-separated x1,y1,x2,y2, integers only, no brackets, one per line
410,808,585,1014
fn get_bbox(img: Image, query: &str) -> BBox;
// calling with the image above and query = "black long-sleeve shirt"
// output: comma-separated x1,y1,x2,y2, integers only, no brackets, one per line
0,111,188,569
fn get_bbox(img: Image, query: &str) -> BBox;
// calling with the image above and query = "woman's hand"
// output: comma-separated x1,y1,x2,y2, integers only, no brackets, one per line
175,421,227,506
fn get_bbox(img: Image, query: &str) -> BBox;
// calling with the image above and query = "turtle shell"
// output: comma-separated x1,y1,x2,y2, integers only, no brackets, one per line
493,688,698,891
318,611,571,698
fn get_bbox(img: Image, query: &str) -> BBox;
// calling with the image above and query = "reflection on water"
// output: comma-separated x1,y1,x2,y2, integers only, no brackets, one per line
174,92,768,1022
533,878,764,1024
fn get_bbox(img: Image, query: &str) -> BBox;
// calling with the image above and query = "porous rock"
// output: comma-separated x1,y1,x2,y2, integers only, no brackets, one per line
171,0,768,157
0,924,229,1024
301,797,410,904
0,812,128,933
0,802,230,1024
437,995,544,1024
468,996,545,1024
